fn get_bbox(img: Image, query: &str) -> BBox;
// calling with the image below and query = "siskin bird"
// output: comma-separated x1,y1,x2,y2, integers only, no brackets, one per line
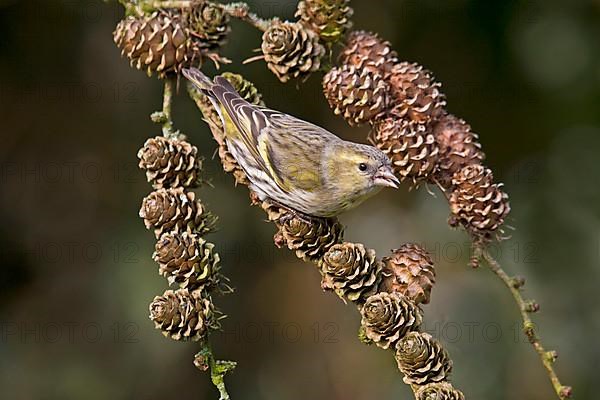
183,68,399,218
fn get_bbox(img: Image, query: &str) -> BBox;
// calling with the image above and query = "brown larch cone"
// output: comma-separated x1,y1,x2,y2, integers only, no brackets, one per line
186,1,230,50
416,382,465,400
260,197,292,221
149,288,217,341
217,145,248,185
370,118,440,187
395,331,453,385
380,244,436,305
295,0,353,43
449,164,510,241
321,242,382,303
219,72,265,106
323,64,389,126
433,114,485,189
113,11,202,78
187,72,264,186
154,231,221,290
262,201,344,262
360,292,422,349
260,21,325,83
139,187,216,238
388,62,446,125
138,136,202,189
339,30,398,76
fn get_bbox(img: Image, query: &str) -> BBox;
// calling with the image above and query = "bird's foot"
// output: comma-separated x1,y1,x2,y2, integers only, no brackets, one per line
265,199,323,226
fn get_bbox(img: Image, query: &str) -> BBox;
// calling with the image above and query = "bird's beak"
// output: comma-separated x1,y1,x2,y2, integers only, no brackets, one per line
374,166,400,189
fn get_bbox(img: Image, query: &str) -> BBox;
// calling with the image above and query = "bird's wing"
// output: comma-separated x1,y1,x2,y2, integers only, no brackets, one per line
261,113,338,192
212,76,339,193
211,77,270,174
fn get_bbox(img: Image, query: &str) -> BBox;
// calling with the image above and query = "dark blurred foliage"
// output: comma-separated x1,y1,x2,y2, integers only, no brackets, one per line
0,0,599,399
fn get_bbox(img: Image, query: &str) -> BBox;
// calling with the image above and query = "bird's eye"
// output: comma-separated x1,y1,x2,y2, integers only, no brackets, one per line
358,163,368,172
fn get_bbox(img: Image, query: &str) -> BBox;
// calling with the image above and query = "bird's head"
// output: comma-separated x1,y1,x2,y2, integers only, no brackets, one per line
324,141,400,197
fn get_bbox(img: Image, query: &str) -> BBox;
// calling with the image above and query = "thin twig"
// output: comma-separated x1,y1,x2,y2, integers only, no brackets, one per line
150,79,176,137
196,340,236,400
127,0,275,31
482,250,572,400
116,0,192,16
162,78,174,136
221,2,277,32
140,0,192,12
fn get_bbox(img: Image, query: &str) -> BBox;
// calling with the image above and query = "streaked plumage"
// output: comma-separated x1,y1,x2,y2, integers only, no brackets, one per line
183,68,399,217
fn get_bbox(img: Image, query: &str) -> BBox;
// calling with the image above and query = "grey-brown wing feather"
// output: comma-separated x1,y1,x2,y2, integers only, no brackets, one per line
260,114,339,191
211,78,271,176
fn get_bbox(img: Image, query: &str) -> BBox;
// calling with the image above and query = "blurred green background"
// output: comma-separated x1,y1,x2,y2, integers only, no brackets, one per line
0,0,599,399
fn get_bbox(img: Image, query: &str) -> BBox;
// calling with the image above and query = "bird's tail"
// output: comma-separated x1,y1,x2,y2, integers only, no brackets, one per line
183,68,214,93
183,67,240,101
183,68,231,132
183,68,256,144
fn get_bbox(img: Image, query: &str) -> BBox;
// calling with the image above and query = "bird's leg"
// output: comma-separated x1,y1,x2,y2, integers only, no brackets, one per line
288,208,324,225
266,198,324,226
